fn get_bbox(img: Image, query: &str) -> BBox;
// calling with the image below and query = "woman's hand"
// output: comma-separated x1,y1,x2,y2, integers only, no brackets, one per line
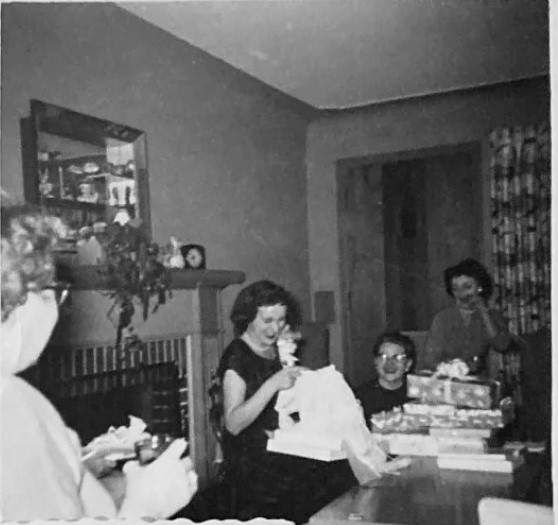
83,452,118,479
118,438,198,519
269,366,302,392
469,293,488,313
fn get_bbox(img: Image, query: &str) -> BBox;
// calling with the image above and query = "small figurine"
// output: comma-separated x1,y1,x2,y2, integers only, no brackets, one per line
277,325,302,367
163,236,185,269
38,171,54,198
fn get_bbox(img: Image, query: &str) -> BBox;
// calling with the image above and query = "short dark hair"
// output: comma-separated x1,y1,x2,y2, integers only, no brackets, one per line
229,280,301,337
372,330,417,372
443,258,493,300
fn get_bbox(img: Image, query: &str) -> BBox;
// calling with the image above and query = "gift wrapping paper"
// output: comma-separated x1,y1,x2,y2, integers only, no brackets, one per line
407,374,499,409
401,411,503,429
370,405,503,433
375,433,486,456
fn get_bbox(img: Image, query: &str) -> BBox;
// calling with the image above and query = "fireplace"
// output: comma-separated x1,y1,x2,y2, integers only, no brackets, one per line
25,268,245,488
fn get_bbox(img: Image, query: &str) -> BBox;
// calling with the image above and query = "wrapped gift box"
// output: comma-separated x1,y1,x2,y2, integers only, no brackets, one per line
403,402,504,429
430,427,493,439
407,373,499,409
371,404,503,433
375,433,486,456
266,427,347,461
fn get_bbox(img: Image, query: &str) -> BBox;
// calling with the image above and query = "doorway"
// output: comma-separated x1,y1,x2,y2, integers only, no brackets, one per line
337,143,482,387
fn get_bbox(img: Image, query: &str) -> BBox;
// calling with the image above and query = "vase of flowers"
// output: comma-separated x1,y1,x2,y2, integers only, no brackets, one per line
74,219,172,348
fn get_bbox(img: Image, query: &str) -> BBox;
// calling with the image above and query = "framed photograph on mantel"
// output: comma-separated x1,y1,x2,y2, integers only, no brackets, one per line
20,99,151,239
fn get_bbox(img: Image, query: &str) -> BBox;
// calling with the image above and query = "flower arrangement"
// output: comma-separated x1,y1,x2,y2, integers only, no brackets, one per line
74,219,172,348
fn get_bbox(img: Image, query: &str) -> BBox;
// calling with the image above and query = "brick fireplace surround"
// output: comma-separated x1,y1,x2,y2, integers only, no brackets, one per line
24,267,245,488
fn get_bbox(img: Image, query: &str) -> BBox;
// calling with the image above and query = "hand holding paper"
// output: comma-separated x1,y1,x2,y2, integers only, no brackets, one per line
119,438,198,519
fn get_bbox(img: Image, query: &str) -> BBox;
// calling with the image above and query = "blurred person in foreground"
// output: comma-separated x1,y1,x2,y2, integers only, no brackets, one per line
0,194,197,521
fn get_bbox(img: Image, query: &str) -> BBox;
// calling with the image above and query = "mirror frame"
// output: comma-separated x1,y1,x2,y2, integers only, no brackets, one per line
20,99,151,238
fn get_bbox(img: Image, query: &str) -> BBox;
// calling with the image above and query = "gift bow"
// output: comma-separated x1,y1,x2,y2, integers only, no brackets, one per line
433,359,470,379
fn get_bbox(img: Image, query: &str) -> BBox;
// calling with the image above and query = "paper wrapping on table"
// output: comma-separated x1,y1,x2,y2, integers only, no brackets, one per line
272,365,388,484
82,415,150,461
376,432,487,456
407,373,499,409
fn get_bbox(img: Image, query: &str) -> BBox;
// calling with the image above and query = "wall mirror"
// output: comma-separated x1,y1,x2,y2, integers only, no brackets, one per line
21,100,151,237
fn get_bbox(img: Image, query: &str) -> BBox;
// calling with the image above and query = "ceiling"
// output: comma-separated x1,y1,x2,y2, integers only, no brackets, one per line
120,0,549,109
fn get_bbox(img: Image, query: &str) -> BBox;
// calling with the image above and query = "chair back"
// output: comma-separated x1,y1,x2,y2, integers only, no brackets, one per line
208,371,225,447
298,322,330,369
208,370,231,482
402,331,427,370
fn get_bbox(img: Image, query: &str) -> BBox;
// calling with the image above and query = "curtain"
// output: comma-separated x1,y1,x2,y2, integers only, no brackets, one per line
489,123,551,334
489,123,551,396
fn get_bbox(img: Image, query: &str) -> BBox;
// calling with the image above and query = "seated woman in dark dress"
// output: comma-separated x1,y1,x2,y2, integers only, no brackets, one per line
423,258,512,378
217,280,355,524
355,331,416,426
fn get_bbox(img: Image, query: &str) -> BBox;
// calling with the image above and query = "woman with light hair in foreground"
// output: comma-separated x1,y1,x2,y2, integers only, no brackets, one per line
0,193,197,521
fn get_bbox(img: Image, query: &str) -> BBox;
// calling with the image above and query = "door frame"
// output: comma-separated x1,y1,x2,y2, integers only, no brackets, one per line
336,141,484,384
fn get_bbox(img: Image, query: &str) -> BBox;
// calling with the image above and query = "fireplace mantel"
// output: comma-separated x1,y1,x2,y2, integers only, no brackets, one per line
66,265,246,291
50,264,245,487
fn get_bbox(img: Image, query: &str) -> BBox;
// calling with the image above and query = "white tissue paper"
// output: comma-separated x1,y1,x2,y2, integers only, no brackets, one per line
269,365,389,484
435,359,470,379
82,415,151,461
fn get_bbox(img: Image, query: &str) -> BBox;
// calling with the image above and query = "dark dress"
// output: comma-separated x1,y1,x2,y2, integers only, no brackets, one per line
355,379,409,427
217,338,356,524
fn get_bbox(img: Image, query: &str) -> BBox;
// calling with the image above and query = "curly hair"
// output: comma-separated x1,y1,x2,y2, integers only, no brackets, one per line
1,193,67,321
372,330,417,372
443,258,494,301
230,280,301,337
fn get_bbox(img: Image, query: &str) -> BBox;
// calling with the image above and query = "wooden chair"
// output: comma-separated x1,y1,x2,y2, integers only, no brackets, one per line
298,322,330,370
206,371,239,517
176,372,239,522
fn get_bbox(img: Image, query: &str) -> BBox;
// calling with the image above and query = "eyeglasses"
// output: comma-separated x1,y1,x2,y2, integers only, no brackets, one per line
376,354,407,363
42,281,71,307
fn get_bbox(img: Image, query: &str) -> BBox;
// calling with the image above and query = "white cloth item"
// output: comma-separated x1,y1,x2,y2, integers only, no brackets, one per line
120,441,198,519
0,291,197,521
274,365,388,484
0,376,117,521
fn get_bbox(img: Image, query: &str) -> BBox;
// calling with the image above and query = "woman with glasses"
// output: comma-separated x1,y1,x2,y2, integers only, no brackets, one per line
0,196,197,521
355,331,416,425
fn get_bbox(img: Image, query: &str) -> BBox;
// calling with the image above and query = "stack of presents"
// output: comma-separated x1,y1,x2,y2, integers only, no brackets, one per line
372,360,515,472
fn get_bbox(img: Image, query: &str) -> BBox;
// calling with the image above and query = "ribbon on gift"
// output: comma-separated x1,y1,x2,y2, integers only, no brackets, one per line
441,377,453,405
433,358,471,380
431,358,480,405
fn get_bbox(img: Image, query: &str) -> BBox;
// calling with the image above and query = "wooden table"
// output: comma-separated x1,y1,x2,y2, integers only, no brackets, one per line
308,457,512,525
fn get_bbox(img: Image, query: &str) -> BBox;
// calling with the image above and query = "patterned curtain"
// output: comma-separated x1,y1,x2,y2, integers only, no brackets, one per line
489,123,551,396
489,123,551,334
